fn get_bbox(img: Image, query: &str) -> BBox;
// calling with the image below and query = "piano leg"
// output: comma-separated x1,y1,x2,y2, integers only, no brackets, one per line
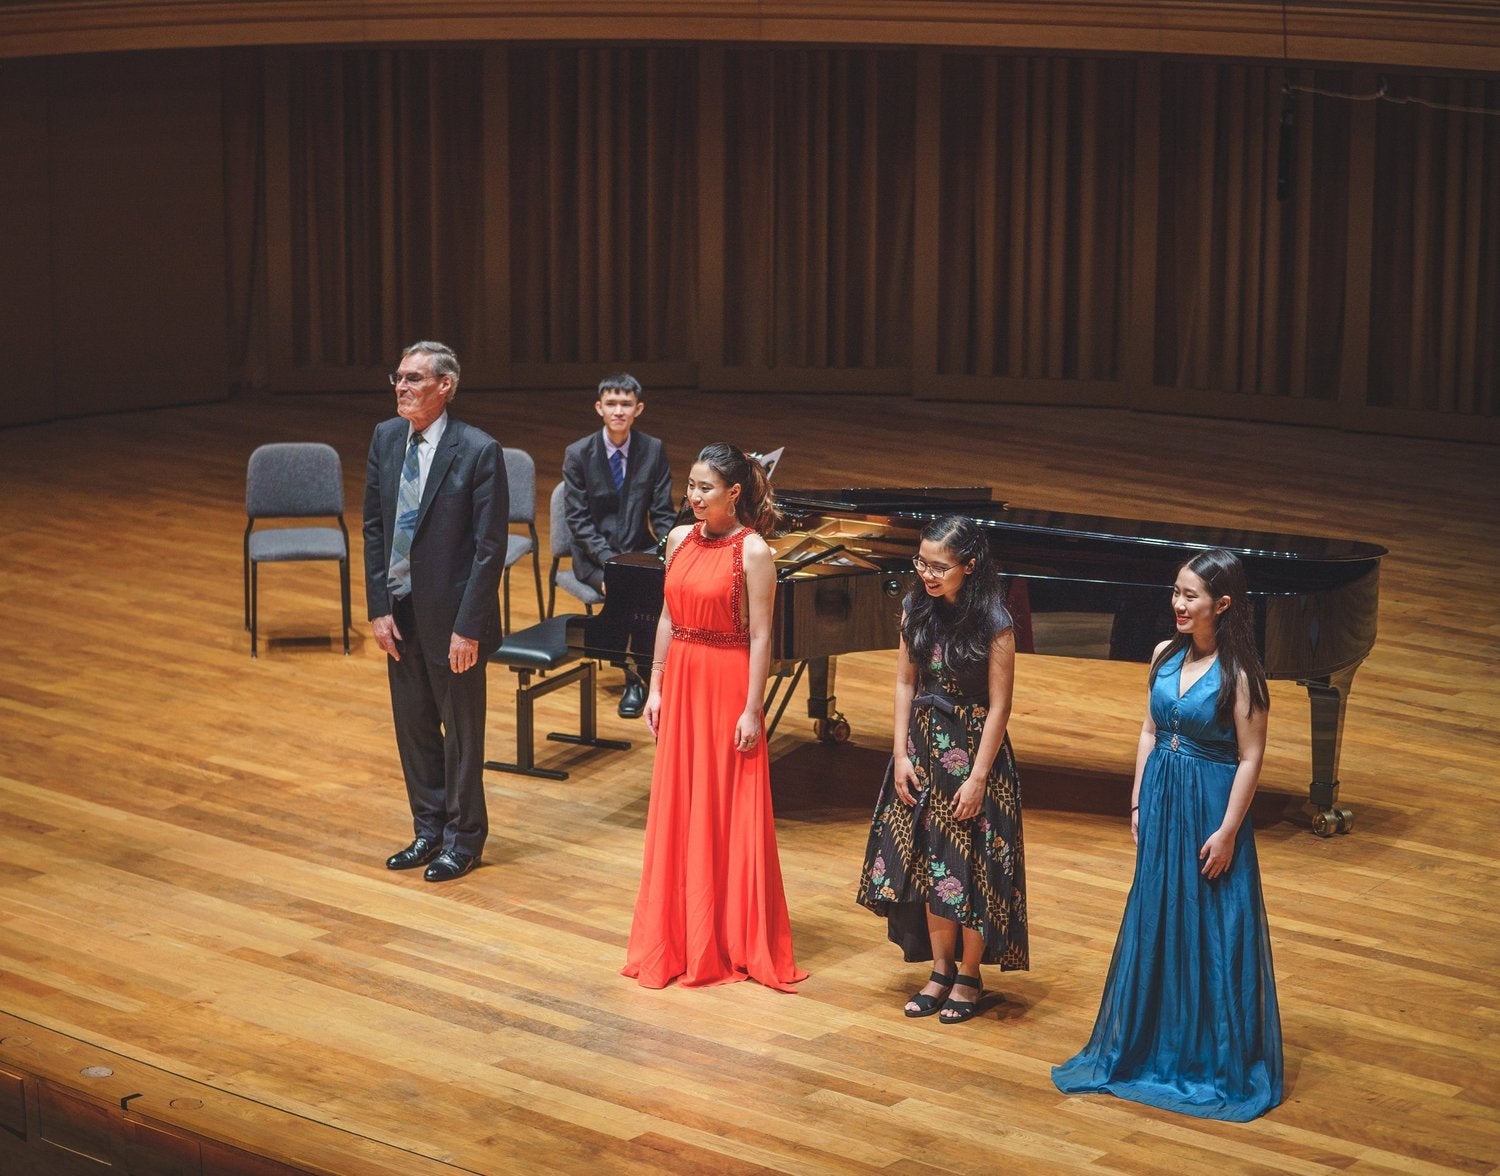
1299,664,1359,836
806,657,850,743
764,660,808,738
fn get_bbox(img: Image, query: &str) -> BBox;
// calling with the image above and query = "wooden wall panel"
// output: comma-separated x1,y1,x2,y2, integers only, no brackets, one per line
0,59,53,428
49,52,227,415
1149,62,1348,415
1367,74,1500,418
269,46,486,386
711,45,915,389
0,51,228,427
506,45,697,378
930,53,1133,398
6,41,1497,440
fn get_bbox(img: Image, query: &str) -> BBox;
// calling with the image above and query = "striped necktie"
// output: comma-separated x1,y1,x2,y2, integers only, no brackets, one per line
386,431,423,599
609,447,625,490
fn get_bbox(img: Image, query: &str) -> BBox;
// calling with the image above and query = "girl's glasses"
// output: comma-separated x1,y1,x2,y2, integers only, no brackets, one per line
912,556,957,577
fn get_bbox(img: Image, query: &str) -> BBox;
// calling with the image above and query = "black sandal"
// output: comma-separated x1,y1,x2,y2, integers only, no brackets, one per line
939,974,983,1023
903,970,956,1018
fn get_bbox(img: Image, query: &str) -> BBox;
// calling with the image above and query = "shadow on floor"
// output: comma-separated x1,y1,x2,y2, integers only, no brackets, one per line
770,739,1304,830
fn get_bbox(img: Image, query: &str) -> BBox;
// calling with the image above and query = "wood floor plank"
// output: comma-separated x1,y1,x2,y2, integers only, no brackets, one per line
1,391,1498,1173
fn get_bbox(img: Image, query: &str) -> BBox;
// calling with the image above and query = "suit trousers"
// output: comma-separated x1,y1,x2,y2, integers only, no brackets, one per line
388,594,488,856
580,555,657,683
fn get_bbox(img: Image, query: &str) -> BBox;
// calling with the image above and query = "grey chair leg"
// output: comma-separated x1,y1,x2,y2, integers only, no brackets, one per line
340,557,351,655
528,525,544,620
243,531,252,632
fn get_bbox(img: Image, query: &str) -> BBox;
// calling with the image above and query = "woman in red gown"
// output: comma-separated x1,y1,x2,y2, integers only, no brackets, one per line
622,443,806,992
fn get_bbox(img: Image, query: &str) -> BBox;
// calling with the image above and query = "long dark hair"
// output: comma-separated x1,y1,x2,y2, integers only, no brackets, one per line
1149,547,1270,729
695,443,779,537
901,516,1010,669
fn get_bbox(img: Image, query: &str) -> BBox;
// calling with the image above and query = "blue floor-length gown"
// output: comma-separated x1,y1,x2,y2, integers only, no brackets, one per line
1052,648,1282,1121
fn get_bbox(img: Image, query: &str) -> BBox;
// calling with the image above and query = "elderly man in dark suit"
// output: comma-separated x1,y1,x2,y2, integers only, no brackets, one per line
561,373,676,718
364,341,507,882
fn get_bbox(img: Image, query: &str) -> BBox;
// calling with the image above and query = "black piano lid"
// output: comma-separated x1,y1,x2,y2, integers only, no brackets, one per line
777,487,1388,564
781,486,998,510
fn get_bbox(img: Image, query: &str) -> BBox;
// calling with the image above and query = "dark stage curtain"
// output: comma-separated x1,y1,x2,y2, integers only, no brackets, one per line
216,43,1498,437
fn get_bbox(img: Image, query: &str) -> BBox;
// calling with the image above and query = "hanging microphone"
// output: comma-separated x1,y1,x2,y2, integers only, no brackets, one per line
1276,85,1296,202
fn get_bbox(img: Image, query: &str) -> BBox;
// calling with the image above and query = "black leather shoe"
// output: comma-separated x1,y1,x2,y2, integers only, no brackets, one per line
386,837,440,870
618,677,647,719
423,849,478,882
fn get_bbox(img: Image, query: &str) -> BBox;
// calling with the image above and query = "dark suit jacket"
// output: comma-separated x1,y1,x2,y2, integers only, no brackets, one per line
363,415,508,663
561,429,675,588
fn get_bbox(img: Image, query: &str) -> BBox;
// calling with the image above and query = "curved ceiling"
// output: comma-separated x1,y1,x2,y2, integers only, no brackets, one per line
1,1,1498,70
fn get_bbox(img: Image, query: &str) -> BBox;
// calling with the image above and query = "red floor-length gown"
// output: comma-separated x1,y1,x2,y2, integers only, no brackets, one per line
622,523,806,991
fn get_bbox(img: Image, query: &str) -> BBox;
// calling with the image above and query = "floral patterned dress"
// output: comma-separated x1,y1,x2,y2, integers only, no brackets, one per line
856,611,1029,970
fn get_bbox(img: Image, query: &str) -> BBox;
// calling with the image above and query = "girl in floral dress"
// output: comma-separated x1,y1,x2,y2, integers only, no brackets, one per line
856,515,1028,1022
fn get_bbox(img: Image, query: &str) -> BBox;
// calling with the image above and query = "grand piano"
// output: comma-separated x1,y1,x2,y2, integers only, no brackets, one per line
569,487,1386,837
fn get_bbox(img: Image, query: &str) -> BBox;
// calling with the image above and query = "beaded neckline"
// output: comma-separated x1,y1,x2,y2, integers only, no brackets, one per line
692,522,750,547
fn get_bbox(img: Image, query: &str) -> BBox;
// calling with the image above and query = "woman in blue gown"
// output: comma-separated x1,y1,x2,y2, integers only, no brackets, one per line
1052,548,1282,1121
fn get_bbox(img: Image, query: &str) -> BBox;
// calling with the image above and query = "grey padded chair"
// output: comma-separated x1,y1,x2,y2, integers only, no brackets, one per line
547,481,605,618
243,442,350,658
501,448,545,633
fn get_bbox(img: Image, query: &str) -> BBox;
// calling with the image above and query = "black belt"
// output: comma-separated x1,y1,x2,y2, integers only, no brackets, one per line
912,690,969,715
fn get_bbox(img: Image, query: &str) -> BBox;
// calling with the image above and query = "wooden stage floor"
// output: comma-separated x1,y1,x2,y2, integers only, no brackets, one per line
1,389,1497,1174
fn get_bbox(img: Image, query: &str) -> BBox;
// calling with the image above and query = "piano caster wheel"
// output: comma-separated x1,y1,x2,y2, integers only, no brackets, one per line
1312,807,1355,837
813,716,851,744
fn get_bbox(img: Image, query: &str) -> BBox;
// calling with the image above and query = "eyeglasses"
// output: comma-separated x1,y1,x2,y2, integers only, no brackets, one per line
912,555,959,577
388,371,434,387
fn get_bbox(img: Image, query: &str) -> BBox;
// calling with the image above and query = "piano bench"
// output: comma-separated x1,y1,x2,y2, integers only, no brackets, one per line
483,616,631,781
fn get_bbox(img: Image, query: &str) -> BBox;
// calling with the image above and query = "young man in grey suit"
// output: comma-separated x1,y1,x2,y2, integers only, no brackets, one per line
364,341,508,883
561,373,676,718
